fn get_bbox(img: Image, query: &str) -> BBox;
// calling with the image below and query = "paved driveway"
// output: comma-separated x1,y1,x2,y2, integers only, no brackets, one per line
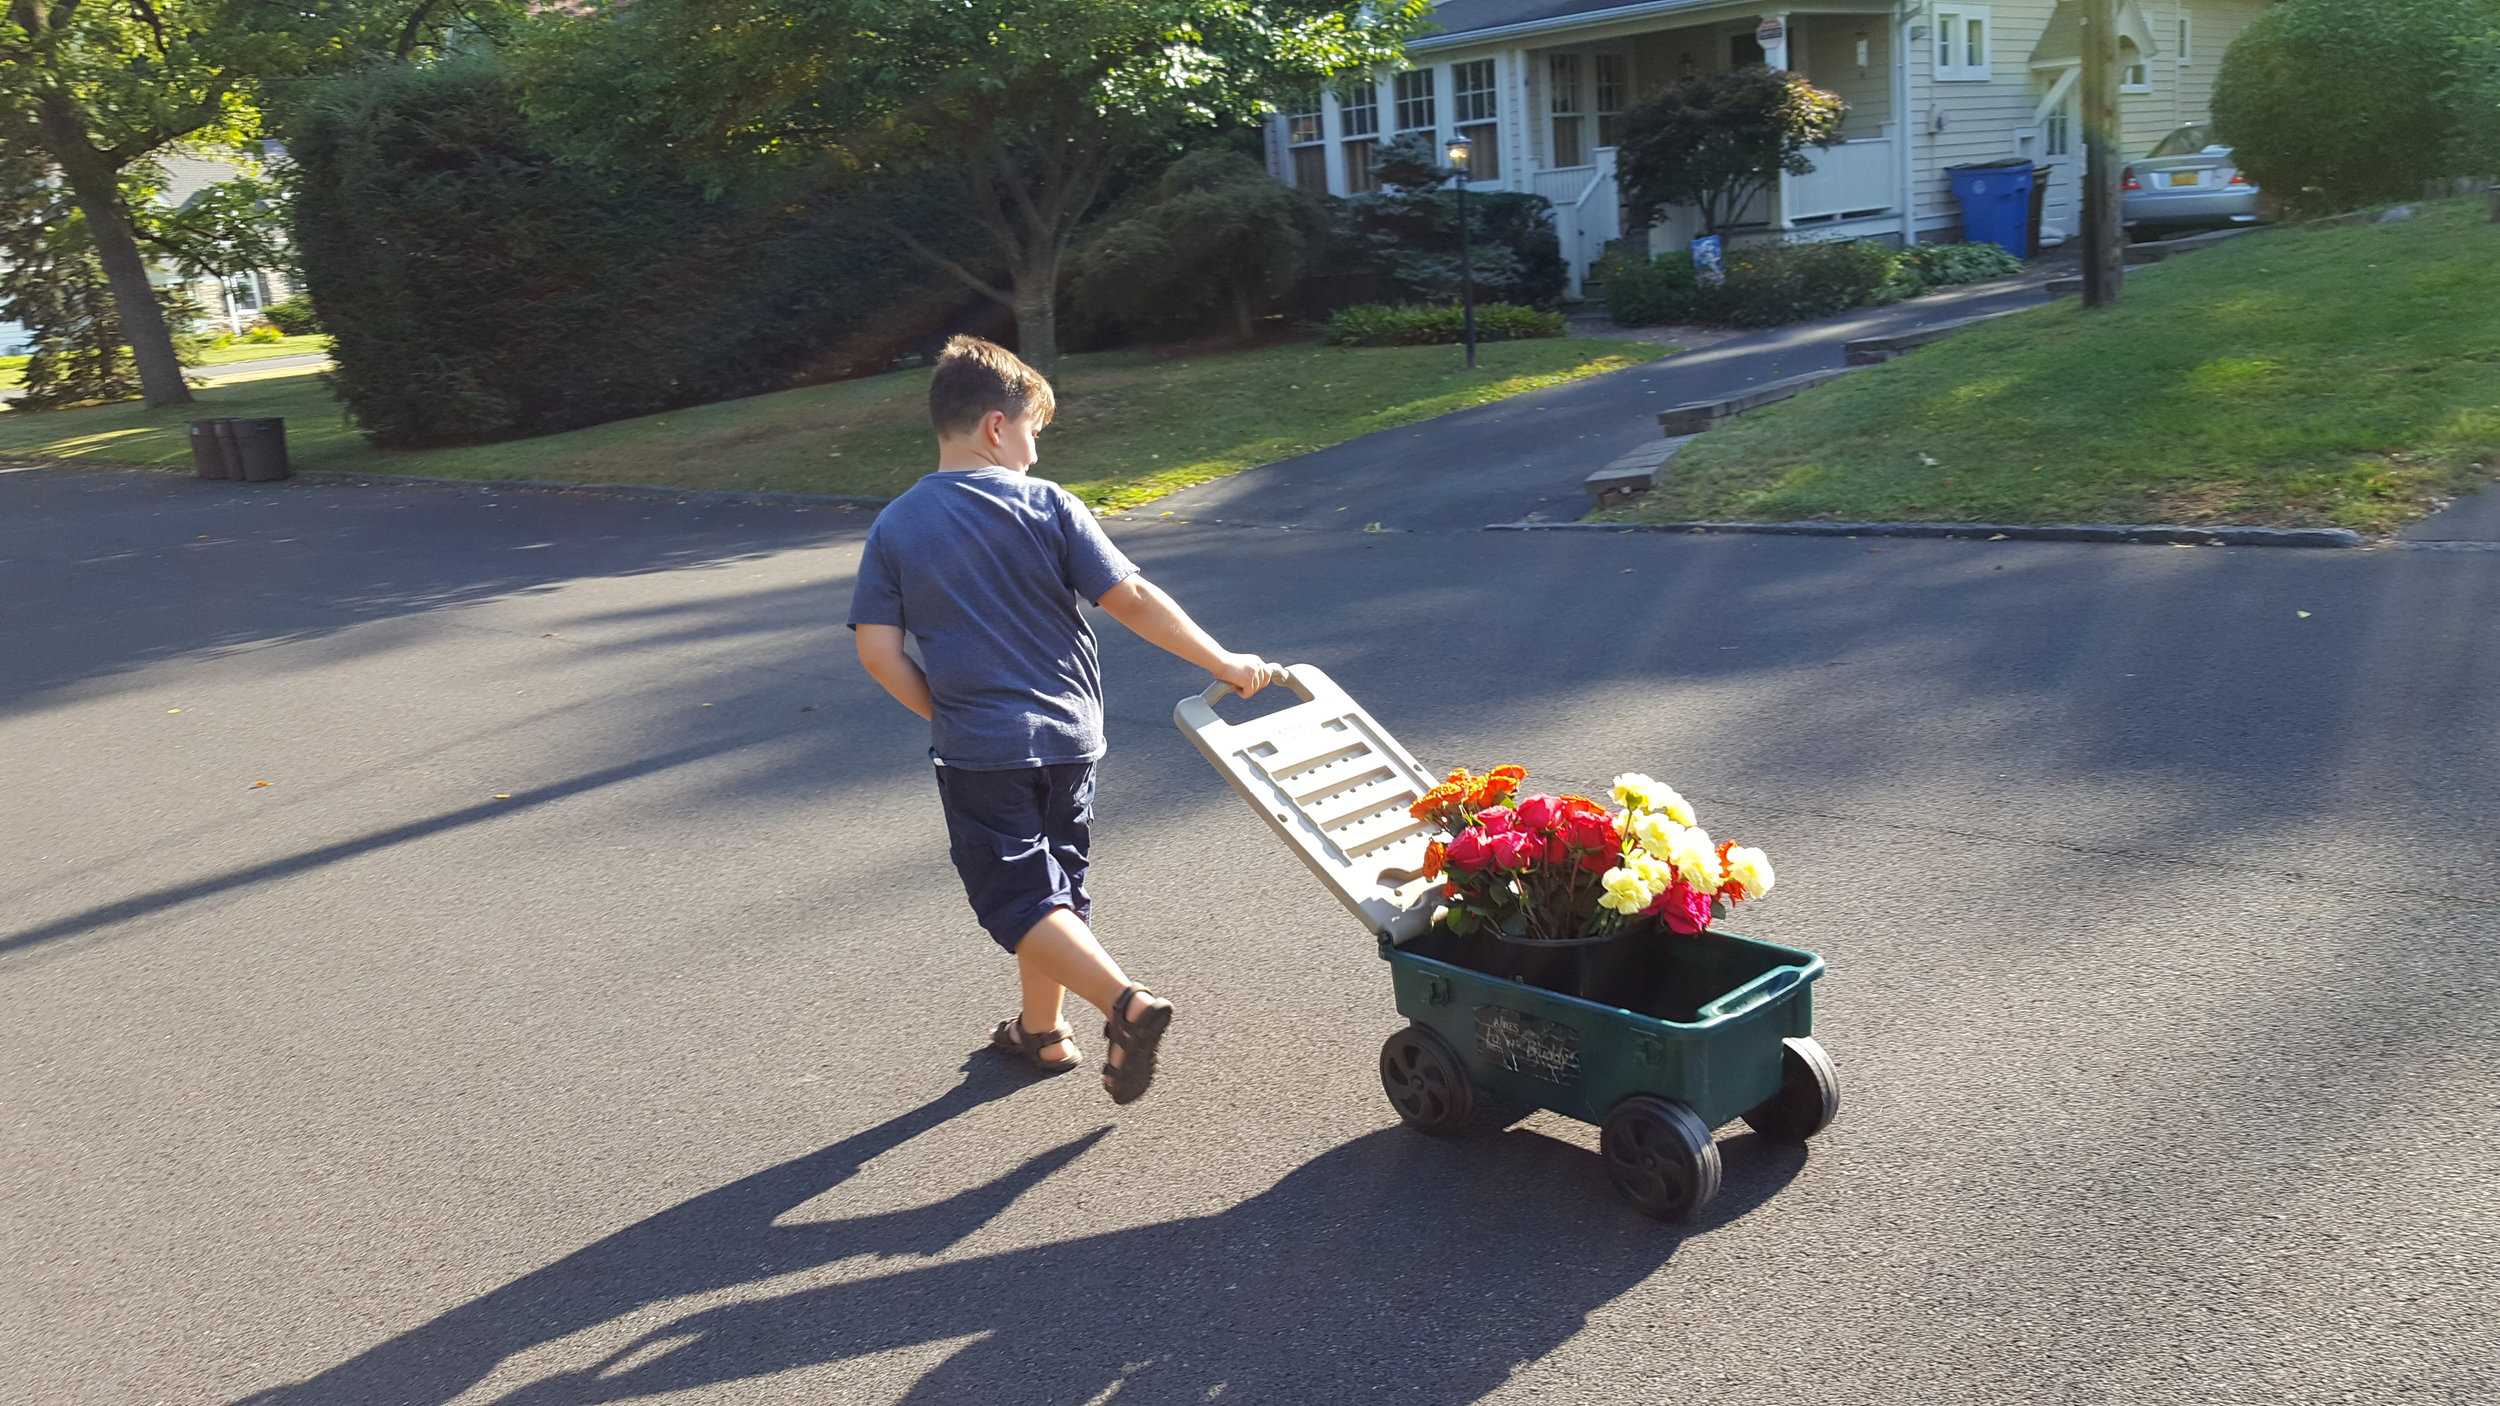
4,467,2494,1405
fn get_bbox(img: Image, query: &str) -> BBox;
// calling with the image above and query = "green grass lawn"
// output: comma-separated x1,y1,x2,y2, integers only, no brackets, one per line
0,337,1661,509
0,335,332,392
1604,198,2500,534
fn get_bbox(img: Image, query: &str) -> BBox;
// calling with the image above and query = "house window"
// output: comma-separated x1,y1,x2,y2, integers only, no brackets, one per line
1933,7,1990,82
1394,69,1437,133
2045,103,2072,158
2176,10,2193,66
1549,53,1586,168
1452,60,1497,123
1448,59,1500,179
2120,39,2151,93
1593,53,1628,148
1337,79,1380,193
1283,92,1328,192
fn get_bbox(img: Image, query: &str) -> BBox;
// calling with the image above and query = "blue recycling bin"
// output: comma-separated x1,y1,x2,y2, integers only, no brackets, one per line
1948,161,2037,259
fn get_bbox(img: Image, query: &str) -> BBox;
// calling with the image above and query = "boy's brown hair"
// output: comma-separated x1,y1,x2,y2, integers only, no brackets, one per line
928,335,1056,439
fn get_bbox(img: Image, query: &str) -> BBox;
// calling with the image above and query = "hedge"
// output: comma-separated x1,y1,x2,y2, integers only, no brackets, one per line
1321,302,1566,346
288,59,988,447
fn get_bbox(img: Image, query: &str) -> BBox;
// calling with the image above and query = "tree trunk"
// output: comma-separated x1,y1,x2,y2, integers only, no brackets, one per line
1231,282,1253,339
43,121,192,408
1010,248,1061,367
2079,0,2126,308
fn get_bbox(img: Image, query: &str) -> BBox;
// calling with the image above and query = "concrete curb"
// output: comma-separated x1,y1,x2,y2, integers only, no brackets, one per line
1484,519,2367,548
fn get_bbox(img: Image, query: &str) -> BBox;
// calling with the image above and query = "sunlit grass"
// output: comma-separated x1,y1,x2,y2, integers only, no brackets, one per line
0,337,1662,508
1605,199,2500,533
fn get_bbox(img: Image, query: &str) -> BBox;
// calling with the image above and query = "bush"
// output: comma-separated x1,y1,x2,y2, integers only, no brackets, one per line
1321,302,1566,347
1596,245,1698,326
2214,0,2498,215
1070,150,1332,338
1335,187,1568,309
288,58,989,447
260,294,321,336
1600,239,1900,328
1898,241,2024,287
244,322,287,343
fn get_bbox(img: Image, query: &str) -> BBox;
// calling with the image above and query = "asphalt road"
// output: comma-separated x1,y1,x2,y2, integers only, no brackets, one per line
4,463,2496,1406
1150,276,2058,532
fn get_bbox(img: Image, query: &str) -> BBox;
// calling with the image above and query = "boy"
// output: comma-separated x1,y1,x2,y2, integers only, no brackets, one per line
849,336,1273,1105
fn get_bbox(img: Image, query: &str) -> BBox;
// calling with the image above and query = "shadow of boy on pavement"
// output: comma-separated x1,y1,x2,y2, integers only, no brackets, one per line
482,1119,1807,1404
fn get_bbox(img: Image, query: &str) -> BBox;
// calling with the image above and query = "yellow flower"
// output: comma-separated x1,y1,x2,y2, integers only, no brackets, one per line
1610,772,1696,826
1599,861,1666,915
1724,846,1775,896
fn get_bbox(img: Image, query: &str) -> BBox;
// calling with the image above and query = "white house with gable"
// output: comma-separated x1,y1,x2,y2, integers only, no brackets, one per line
1267,1,2271,293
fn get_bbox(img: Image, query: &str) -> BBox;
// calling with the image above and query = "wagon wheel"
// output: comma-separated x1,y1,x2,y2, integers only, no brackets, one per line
1740,1036,1841,1144
1378,1025,1475,1133
1600,1095,1722,1222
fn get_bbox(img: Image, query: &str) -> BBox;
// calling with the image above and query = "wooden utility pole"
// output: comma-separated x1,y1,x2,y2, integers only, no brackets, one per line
2080,0,2125,306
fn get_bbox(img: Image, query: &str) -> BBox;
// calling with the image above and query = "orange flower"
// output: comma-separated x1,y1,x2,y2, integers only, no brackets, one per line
1468,764,1527,809
1422,840,1447,879
1409,777,1470,821
1715,840,1748,902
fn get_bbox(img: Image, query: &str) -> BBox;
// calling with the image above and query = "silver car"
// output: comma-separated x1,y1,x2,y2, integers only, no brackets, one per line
2122,124,2264,238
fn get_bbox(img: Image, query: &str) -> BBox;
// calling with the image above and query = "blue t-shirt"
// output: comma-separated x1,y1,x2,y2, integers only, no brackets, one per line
847,467,1138,770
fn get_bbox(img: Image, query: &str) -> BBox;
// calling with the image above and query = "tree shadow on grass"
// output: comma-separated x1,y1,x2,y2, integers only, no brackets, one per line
235,1066,1806,1406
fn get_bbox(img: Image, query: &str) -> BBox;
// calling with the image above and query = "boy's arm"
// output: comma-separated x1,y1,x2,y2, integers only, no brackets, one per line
853,624,935,720
1097,576,1272,698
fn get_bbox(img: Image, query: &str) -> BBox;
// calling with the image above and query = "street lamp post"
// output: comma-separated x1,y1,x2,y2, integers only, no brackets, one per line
1445,134,1477,370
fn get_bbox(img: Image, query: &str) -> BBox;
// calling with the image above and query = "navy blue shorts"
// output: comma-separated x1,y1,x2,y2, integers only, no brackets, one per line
933,761,1095,952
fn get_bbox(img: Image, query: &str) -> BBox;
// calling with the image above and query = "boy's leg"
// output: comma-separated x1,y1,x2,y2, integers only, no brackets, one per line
1015,907,1131,1031
1016,908,1166,1089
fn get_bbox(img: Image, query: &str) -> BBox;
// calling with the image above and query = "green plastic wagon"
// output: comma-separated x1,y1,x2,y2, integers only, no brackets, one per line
1177,665,1838,1222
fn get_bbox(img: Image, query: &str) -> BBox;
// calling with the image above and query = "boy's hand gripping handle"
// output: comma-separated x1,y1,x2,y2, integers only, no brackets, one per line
1197,666,1308,708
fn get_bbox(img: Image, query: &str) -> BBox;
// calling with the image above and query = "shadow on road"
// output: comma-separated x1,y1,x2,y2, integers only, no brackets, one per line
234,1065,1805,1405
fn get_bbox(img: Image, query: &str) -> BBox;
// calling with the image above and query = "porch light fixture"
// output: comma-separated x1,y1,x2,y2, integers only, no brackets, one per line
1445,135,1478,369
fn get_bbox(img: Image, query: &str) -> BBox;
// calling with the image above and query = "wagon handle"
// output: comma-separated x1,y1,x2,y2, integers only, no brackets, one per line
1197,665,1311,709
1696,965,1803,1021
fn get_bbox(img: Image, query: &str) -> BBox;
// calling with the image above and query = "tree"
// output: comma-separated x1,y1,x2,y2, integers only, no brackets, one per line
1615,67,1845,236
517,1,1427,364
2212,0,2500,215
1071,150,1331,338
0,144,141,407
0,0,490,407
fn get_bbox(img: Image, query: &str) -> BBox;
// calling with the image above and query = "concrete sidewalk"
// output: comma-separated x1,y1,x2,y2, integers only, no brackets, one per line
1146,276,2060,533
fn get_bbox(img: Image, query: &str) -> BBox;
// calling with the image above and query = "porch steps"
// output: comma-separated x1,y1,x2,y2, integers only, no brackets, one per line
1842,309,2022,365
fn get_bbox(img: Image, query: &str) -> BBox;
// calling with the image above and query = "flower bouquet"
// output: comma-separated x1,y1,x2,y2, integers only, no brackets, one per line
1412,766,1775,943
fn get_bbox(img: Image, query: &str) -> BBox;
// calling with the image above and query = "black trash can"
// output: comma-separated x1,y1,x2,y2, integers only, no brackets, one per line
186,418,235,480
226,417,292,482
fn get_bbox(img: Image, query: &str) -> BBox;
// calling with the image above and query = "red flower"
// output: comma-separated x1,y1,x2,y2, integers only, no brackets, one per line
1513,793,1563,833
1648,880,1715,935
1446,829,1495,872
1473,805,1518,835
1489,830,1542,870
1560,809,1619,853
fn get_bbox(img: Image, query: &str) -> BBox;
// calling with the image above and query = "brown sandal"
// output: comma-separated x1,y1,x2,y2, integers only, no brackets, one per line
1101,987,1174,1105
990,1017,1081,1074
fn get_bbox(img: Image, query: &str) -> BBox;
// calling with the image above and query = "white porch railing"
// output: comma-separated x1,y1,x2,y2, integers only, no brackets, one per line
1527,148,1620,297
1780,136,1897,226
